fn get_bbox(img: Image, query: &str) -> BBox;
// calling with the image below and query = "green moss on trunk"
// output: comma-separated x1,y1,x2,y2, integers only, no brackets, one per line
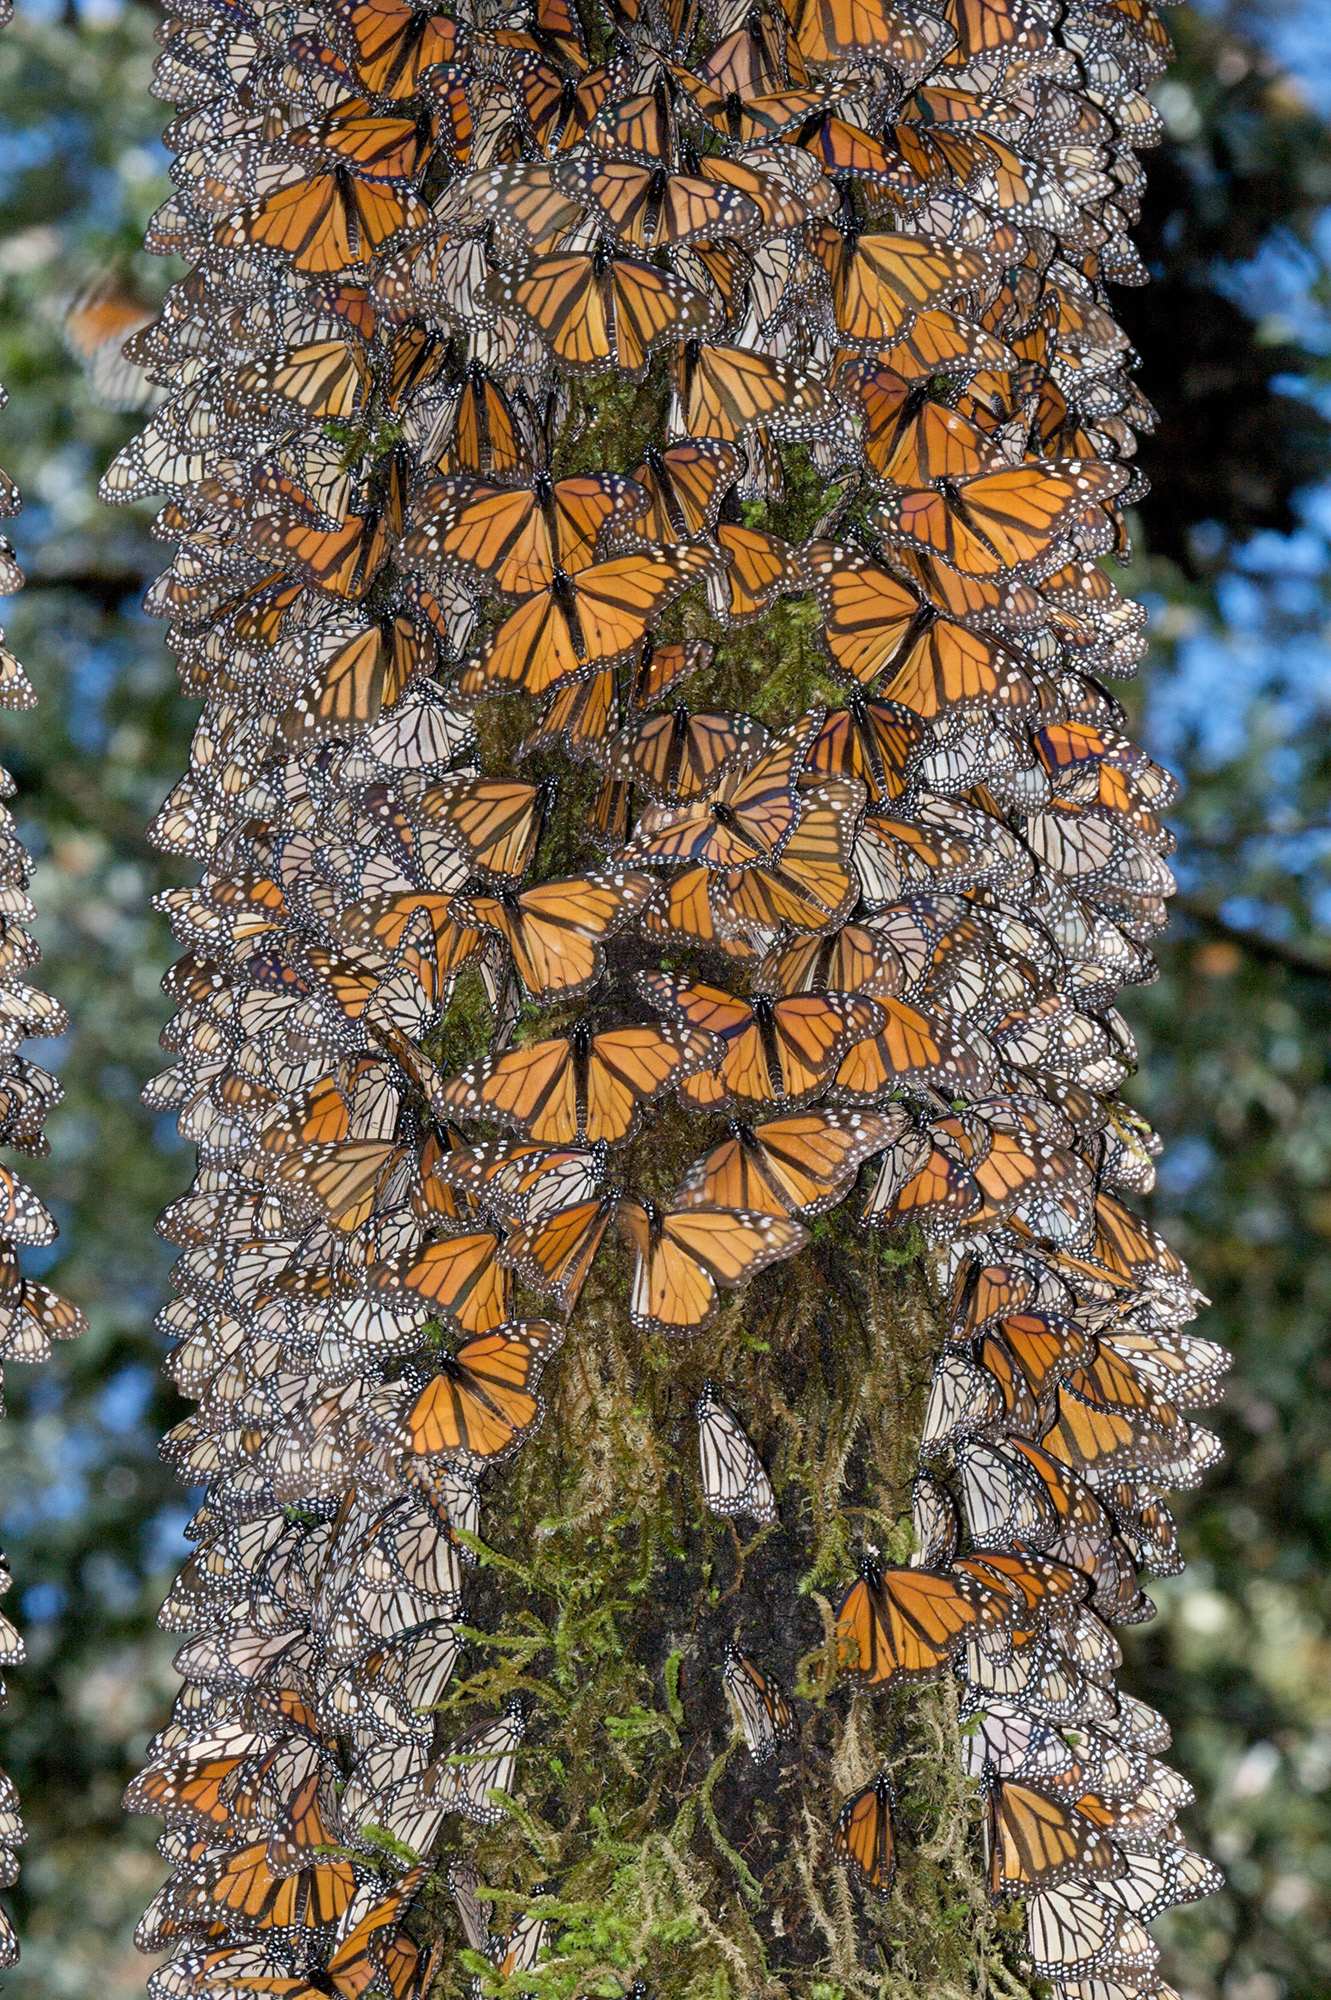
419,1228,1041,1999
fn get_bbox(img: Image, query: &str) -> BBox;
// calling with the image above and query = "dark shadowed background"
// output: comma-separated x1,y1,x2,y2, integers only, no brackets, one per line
0,1,1327,1992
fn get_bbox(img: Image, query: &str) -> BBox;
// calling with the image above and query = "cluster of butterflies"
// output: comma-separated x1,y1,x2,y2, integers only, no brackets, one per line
82,0,1233,1988
0,0,91,1965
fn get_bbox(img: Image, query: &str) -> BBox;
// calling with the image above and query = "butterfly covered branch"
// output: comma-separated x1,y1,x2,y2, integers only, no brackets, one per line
0,0,94,1964
110,0,1226,1992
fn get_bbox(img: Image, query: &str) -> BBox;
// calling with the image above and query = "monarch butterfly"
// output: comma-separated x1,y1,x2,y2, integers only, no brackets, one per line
840,369,1005,489
832,1774,895,1893
331,894,485,994
459,547,716,697
753,922,904,1001
836,1560,1002,1686
271,1138,417,1234
602,705,769,801
1042,1373,1180,1476
325,0,459,95
62,271,158,413
679,1107,902,1219
806,541,921,673
456,870,654,999
626,717,814,869
951,1549,1086,1620
668,50,830,143
405,471,647,595
712,522,801,627
418,1698,526,1824
509,49,622,156
642,973,883,1112
495,249,711,378
494,1893,554,1985
810,223,991,345
397,1322,558,1459
891,540,1046,629
248,501,396,601
523,664,619,761
553,157,765,249
418,778,549,885
911,1471,959,1570
696,1384,776,1522
878,461,1128,578
233,337,370,420
953,1258,1038,1336
437,366,535,481
985,1779,1121,1896
1022,1879,1127,1974
441,1021,718,1147
193,1845,357,1930
805,697,927,804
617,1200,807,1335
722,1647,794,1761
976,1311,1091,1424
368,1231,510,1333
709,781,865,936
307,930,442,1038
217,168,430,275
277,610,429,744
630,442,737,542
447,1859,495,1955
671,340,824,441
247,1057,393,1156
261,1768,339,1874
831,999,987,1101
437,1140,609,1231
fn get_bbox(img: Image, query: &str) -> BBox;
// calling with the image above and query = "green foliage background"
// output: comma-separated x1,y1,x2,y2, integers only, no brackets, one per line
0,2,1326,1994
